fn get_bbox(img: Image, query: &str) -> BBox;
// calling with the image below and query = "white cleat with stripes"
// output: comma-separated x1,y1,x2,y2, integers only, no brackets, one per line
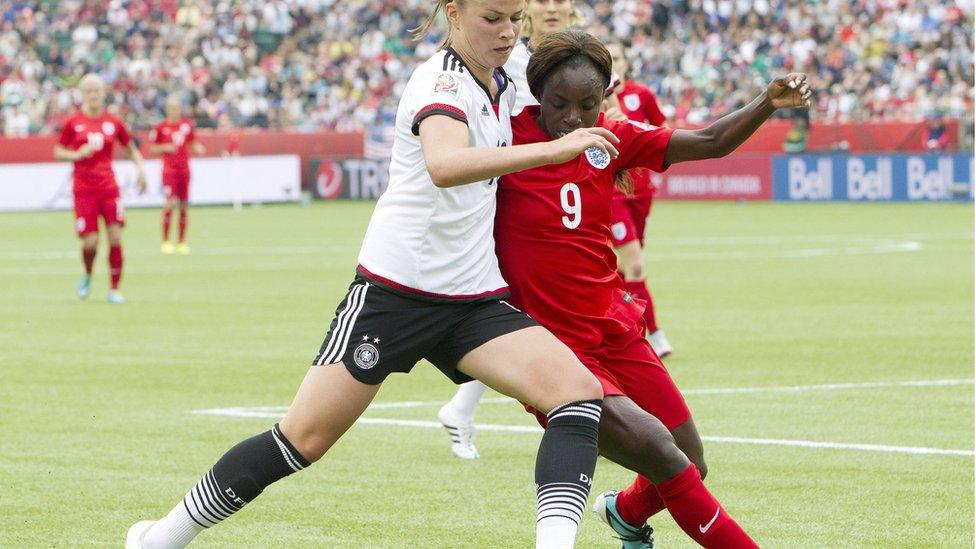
437,403,479,460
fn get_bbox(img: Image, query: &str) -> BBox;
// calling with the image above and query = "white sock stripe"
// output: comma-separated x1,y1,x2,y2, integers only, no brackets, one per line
537,492,588,507
537,504,584,518
323,283,369,365
202,472,239,516
271,426,303,472
192,481,231,521
549,402,601,415
547,408,601,423
547,402,601,419
317,284,366,365
184,486,220,526
536,483,589,497
537,511,582,524
537,487,589,500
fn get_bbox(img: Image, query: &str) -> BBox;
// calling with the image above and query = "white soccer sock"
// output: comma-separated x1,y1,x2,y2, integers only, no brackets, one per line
142,504,205,549
536,516,579,549
448,380,487,421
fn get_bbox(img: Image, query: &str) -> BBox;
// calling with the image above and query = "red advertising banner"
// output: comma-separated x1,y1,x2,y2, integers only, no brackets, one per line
653,156,772,201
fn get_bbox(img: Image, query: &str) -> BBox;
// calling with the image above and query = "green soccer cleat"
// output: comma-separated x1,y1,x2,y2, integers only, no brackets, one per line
593,491,655,549
76,274,91,300
107,290,125,305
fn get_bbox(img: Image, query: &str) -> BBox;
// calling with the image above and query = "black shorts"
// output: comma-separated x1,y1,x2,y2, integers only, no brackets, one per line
312,276,538,385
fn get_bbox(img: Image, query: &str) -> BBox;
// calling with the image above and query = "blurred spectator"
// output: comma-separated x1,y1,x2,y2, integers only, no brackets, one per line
0,0,970,140
923,115,950,151
783,115,809,153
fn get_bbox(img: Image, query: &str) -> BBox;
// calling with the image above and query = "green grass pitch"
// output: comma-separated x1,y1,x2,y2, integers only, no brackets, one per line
0,200,971,547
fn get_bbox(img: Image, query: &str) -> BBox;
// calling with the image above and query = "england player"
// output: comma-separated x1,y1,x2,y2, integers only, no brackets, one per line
54,73,147,304
151,96,204,254
495,30,811,547
126,2,621,548
605,41,675,357
437,0,579,461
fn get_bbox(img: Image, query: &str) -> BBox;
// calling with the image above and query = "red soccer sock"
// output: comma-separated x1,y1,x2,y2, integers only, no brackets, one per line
656,464,758,548
162,207,172,242
108,245,123,290
624,279,659,333
82,246,97,275
615,475,666,526
178,208,188,243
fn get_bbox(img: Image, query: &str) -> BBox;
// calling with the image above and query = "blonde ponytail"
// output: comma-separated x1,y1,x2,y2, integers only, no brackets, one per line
412,0,466,48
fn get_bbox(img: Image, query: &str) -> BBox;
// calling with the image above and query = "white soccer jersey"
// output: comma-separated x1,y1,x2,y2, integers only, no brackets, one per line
357,48,517,299
505,39,537,114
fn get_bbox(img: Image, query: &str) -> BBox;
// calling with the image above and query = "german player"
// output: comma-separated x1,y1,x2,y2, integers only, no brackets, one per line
127,2,622,548
437,0,580,461
495,30,812,547
605,41,674,357
54,73,147,304
151,96,204,254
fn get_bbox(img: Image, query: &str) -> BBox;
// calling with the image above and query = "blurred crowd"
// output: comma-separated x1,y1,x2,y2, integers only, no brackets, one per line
0,0,972,140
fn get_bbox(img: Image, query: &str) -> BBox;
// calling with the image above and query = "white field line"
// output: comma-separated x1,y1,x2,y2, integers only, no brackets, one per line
8,231,969,263
190,378,975,458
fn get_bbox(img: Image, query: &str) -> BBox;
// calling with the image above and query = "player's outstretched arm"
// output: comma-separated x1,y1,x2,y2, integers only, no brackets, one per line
664,73,812,165
149,142,178,155
419,115,619,188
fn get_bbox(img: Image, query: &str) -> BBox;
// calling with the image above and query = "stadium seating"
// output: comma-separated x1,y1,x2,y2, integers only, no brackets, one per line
0,0,972,137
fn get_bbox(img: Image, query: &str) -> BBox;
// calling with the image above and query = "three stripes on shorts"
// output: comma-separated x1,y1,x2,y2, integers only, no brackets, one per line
315,282,370,366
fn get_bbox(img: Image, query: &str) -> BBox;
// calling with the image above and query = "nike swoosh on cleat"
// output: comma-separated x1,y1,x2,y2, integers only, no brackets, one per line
699,507,721,533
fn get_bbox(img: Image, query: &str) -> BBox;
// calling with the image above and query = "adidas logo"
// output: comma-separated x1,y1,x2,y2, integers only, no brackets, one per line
481,105,490,116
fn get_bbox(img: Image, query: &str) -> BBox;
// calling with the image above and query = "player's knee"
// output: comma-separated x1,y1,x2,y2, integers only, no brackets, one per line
539,367,602,411
645,429,689,478
278,424,330,464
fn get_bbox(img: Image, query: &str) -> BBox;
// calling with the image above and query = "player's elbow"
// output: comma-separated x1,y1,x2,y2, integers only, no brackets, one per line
426,161,458,188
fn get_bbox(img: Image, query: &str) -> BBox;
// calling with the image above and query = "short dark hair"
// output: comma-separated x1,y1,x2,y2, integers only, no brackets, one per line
526,29,613,103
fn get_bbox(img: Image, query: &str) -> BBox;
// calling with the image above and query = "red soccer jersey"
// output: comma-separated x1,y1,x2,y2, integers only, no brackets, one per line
617,80,665,126
615,81,665,201
495,107,674,349
58,112,131,192
151,118,195,172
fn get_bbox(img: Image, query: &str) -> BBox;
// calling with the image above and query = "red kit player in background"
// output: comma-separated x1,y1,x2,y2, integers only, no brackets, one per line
605,42,675,357
150,96,205,254
54,74,147,304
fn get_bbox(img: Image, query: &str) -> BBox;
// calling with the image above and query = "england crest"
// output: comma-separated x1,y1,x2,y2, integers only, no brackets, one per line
623,94,640,111
585,146,611,170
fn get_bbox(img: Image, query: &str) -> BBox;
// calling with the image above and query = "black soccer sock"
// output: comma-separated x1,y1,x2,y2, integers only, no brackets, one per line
181,423,310,528
535,399,602,540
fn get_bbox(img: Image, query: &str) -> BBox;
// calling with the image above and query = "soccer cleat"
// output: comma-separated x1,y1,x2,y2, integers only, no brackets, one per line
593,491,655,549
437,403,479,460
125,520,155,549
107,290,125,304
649,329,673,358
161,241,175,254
176,243,191,255
76,274,91,300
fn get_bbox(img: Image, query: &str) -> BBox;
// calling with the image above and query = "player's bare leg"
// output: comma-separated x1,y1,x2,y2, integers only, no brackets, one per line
77,232,98,299
593,396,756,548
106,223,125,304
458,326,603,549
161,196,176,254
176,200,190,254
617,240,672,357
129,364,379,548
